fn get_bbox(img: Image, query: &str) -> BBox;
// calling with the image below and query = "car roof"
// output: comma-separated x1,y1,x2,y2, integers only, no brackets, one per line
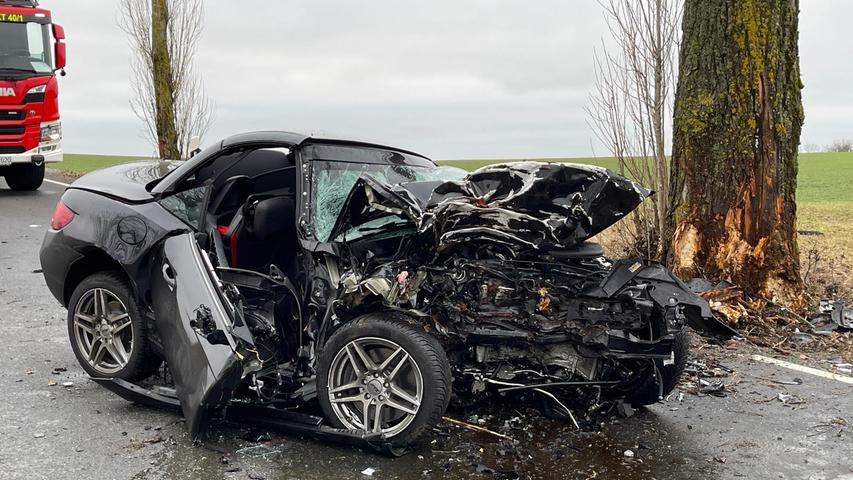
220,130,431,160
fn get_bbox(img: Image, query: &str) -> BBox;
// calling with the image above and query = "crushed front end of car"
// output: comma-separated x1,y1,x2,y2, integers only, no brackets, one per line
331,162,726,424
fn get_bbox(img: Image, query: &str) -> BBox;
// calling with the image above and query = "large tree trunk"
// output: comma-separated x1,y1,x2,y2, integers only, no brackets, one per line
151,0,180,160
666,0,804,308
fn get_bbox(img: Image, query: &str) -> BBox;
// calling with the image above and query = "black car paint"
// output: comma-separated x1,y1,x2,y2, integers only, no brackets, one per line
39,133,438,444
40,131,724,449
150,233,245,436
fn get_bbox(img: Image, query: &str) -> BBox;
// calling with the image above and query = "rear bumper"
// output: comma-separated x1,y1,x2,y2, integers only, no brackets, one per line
0,145,63,166
40,228,82,306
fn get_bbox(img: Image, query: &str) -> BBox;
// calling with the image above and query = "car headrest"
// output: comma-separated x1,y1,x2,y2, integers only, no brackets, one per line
251,196,295,240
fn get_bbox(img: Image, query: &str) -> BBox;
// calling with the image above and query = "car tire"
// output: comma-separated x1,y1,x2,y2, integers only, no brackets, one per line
317,312,451,447
5,163,44,191
626,328,690,407
66,272,161,381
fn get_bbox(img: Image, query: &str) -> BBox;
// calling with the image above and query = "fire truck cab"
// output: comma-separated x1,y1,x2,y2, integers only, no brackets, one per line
0,0,65,190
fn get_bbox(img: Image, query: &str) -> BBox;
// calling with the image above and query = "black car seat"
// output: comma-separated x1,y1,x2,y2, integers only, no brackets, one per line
228,194,298,275
208,175,252,227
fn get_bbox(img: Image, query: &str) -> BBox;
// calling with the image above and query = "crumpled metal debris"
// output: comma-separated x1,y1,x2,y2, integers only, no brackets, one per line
334,162,651,253
812,300,853,333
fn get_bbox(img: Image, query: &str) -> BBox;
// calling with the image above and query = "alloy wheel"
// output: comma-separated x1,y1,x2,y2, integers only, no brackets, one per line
72,288,134,375
327,337,424,437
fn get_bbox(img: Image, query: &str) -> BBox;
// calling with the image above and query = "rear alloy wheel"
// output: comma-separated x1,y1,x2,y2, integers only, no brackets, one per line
317,314,451,446
4,163,44,191
67,272,160,381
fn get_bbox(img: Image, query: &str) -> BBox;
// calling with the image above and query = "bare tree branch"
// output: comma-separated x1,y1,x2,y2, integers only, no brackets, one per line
586,0,681,260
119,0,214,159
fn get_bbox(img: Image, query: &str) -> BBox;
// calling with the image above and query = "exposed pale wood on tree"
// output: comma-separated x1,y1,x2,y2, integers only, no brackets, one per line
666,0,804,308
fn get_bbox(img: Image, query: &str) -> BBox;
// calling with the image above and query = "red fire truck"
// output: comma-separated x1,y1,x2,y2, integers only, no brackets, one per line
0,0,65,190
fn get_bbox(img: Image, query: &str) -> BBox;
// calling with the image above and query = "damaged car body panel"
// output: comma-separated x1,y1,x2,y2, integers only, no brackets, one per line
40,131,726,451
149,233,246,436
323,160,722,421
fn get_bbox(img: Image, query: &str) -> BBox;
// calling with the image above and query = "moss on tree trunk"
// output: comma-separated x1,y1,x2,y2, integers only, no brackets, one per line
152,0,180,160
666,0,804,308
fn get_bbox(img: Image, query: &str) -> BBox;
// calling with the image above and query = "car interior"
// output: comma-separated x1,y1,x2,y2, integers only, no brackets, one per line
193,147,301,278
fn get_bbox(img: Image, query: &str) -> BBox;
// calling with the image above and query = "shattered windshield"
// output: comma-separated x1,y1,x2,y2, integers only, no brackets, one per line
313,161,465,242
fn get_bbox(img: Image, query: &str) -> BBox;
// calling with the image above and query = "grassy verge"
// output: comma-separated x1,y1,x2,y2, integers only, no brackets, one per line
51,153,149,176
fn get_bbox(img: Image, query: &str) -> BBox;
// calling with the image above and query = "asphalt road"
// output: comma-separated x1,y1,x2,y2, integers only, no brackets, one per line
0,174,851,480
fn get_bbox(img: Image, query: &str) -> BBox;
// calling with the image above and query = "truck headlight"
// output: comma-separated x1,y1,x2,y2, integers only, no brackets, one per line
40,121,62,143
27,85,47,95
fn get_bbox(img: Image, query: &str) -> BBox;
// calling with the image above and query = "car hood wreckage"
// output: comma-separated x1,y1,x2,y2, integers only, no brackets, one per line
45,136,730,454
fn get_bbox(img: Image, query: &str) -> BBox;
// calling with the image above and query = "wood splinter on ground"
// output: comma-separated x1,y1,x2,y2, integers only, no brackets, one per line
442,416,515,441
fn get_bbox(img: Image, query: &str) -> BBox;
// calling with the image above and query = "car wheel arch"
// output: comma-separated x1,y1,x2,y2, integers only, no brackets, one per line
63,248,134,307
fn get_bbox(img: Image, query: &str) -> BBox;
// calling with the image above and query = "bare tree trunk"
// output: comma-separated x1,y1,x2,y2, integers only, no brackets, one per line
667,0,804,308
151,0,180,160
120,0,213,160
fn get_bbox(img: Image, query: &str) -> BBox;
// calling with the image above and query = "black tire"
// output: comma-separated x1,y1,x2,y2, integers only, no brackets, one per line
317,312,451,447
626,328,690,407
5,163,44,191
66,272,161,381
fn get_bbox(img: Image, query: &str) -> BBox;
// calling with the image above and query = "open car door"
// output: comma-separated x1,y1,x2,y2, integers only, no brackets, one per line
150,232,245,437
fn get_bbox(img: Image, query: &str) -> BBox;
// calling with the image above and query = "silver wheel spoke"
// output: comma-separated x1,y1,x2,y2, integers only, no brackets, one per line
388,382,420,407
387,352,410,381
362,401,371,431
95,289,108,318
372,403,384,433
350,341,377,371
330,380,361,394
384,397,418,416
112,318,132,335
88,339,106,364
74,319,95,335
344,345,363,376
331,393,364,404
75,313,96,325
108,312,129,323
377,347,404,372
106,339,128,365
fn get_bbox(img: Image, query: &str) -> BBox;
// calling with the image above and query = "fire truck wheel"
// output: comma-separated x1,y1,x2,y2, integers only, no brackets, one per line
5,163,45,191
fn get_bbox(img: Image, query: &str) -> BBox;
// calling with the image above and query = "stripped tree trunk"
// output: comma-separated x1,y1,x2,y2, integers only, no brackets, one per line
151,0,180,160
666,0,805,308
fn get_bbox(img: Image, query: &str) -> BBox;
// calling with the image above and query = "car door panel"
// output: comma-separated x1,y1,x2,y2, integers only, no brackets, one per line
150,232,244,437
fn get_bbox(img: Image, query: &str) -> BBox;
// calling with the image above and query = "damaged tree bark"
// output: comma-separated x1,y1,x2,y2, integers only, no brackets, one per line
666,0,805,308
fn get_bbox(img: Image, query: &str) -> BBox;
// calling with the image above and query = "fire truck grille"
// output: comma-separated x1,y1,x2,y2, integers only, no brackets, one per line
0,110,26,121
0,146,26,154
0,126,26,136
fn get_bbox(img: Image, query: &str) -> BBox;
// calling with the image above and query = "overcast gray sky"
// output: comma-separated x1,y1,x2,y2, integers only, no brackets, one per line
46,0,851,159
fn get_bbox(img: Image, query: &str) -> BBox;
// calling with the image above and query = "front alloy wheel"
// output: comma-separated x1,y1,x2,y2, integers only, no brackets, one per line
317,313,451,447
327,337,424,437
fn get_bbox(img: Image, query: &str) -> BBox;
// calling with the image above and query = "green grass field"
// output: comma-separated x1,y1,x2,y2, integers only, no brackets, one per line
52,153,148,176
52,151,853,258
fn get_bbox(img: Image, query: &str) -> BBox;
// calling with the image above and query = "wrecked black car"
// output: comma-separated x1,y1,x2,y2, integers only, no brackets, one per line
39,131,718,449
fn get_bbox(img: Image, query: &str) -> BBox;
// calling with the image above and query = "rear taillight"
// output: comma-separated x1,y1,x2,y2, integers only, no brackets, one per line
50,201,75,230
